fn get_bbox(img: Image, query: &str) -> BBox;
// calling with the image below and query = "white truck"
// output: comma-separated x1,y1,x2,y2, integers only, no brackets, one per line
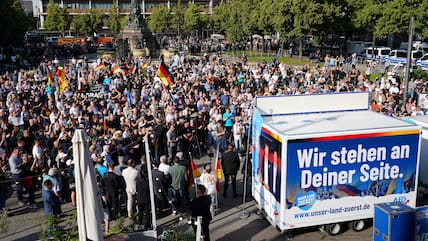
251,92,421,235
402,116,428,192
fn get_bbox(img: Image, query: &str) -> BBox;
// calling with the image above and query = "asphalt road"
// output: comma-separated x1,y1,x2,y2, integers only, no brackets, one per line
0,155,374,241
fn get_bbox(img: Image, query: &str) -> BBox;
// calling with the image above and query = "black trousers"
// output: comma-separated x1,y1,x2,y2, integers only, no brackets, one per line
137,202,151,228
107,194,119,220
223,174,237,197
192,220,210,241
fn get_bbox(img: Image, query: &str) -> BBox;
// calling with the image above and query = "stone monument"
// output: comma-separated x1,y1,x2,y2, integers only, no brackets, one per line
119,0,158,57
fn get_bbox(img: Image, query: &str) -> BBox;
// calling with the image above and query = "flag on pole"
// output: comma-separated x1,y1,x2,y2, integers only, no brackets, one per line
188,159,201,190
56,66,67,92
47,71,53,85
214,158,222,194
111,65,121,75
157,62,172,86
95,63,105,70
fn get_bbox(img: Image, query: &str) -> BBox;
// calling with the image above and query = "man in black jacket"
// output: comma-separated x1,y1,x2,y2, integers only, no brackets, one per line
221,144,240,198
102,163,123,220
136,163,151,229
151,161,168,213
190,184,212,241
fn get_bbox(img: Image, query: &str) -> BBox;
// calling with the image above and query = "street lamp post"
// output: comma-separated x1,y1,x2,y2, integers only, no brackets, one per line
403,16,415,104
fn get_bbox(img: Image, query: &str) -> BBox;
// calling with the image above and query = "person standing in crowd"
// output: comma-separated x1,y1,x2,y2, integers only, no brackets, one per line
9,147,25,206
21,153,37,208
42,179,61,217
136,162,151,230
166,124,178,162
214,121,226,152
158,155,170,175
169,156,188,213
102,162,123,220
151,161,168,214
190,184,212,241
232,117,245,155
199,164,217,217
102,145,114,166
221,144,240,198
122,159,139,218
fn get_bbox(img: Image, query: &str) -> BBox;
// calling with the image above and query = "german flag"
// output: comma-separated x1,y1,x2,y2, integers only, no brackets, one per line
214,158,222,194
47,71,53,85
95,63,105,70
157,62,172,86
188,159,201,190
111,65,121,75
56,67,67,92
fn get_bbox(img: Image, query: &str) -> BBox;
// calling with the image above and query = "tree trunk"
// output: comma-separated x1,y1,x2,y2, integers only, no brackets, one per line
298,38,303,61
372,33,376,62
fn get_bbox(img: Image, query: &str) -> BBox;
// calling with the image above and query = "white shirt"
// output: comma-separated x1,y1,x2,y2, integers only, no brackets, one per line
122,166,139,194
159,162,170,175
200,171,216,195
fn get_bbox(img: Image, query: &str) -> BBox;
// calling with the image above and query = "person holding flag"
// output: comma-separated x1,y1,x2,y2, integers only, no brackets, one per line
56,66,67,92
157,61,172,86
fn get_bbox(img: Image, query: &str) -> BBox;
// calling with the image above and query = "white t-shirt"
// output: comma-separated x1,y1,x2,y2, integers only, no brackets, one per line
122,166,139,194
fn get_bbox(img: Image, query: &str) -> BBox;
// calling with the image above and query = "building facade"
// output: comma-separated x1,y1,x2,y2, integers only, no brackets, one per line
32,0,220,29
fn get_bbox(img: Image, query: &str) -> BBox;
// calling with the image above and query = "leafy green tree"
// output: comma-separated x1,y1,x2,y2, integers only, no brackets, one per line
107,1,122,35
89,9,105,34
183,2,203,34
44,0,69,34
212,1,227,33
288,0,342,59
71,15,91,36
171,0,186,33
0,0,35,45
254,0,293,37
212,0,255,42
374,0,428,39
147,4,172,33
72,10,103,36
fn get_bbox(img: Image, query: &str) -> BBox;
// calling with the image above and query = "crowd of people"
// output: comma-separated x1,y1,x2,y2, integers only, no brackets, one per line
0,37,427,239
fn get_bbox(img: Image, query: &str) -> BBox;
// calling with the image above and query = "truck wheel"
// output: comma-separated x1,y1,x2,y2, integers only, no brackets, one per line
350,219,366,232
326,223,342,235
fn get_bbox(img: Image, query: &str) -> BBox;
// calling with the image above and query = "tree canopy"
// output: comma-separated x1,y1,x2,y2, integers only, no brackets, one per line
44,0,70,34
0,0,35,46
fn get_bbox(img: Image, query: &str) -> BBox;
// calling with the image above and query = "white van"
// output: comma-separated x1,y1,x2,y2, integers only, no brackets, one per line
365,47,391,62
388,49,424,64
416,53,428,69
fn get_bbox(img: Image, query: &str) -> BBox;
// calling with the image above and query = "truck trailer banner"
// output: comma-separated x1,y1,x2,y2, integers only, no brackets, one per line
286,130,419,215
252,125,283,221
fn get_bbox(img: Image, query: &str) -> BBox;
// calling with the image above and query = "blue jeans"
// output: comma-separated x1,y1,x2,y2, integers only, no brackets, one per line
12,174,23,202
171,188,186,212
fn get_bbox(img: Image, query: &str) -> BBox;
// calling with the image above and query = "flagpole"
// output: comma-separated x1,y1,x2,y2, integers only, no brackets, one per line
239,106,252,219
189,152,198,194
145,134,158,237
